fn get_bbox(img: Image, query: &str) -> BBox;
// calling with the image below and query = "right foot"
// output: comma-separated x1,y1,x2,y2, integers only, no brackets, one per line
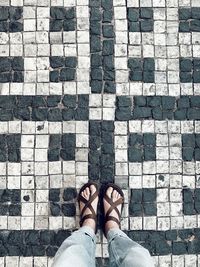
103,186,124,237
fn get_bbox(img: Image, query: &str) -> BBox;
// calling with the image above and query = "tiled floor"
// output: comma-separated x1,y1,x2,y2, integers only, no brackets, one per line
0,0,200,266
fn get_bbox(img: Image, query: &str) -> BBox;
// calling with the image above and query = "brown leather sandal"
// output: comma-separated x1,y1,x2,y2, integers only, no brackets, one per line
102,183,124,237
77,181,99,234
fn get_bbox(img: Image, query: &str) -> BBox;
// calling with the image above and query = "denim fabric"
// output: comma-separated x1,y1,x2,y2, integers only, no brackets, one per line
52,227,154,267
107,228,155,267
52,226,96,267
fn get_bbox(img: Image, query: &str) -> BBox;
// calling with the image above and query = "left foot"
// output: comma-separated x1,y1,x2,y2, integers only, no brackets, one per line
79,184,99,232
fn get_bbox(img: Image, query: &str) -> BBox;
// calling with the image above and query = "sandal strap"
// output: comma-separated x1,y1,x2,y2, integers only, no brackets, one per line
104,194,124,220
78,187,98,225
106,215,120,226
80,214,97,226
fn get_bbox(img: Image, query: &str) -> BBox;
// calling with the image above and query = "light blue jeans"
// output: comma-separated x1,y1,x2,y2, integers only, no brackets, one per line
52,226,154,267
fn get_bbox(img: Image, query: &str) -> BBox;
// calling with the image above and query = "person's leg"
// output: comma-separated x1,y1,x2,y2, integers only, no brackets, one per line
103,186,154,267
107,228,154,267
52,183,99,267
52,225,96,267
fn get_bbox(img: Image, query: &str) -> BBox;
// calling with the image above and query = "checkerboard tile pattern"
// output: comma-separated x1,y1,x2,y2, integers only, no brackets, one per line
0,0,200,266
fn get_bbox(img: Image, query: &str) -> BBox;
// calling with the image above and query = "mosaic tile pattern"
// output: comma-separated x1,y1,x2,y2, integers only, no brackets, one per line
0,0,200,266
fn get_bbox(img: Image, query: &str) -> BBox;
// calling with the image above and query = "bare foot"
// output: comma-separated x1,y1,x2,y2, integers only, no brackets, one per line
103,187,123,237
79,184,98,232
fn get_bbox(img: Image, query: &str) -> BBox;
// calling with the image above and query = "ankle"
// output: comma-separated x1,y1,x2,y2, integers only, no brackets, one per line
82,219,96,232
105,221,119,237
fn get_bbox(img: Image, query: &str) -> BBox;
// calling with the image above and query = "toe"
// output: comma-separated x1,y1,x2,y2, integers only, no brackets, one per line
90,184,96,195
82,189,87,199
85,187,90,200
113,190,118,201
106,187,113,198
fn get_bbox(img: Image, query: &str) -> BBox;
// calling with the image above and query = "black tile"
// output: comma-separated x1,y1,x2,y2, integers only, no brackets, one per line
128,8,139,22
140,8,153,19
65,7,75,19
191,96,200,107
155,240,171,255
63,19,76,32
128,147,143,162
9,21,23,32
144,147,156,161
182,147,194,161
117,96,132,107
62,95,76,108
65,57,77,68
9,204,21,216
177,96,190,108
129,202,143,216
47,96,61,107
131,189,143,203
0,204,8,215
143,133,156,145
128,58,143,71
63,188,77,201
129,133,143,146
48,109,62,121
50,19,63,31
61,133,76,148
32,108,48,121
60,68,76,81
180,71,192,82
172,242,187,255
48,149,60,161
182,134,195,147
165,230,177,241
0,58,11,72
162,96,176,110
195,148,200,160
180,58,193,72
50,56,65,68
10,7,23,20
140,20,153,32
191,7,200,19
143,189,156,202
61,203,76,216
50,7,66,19
0,7,9,20
50,202,61,216
8,149,20,162
129,22,140,32
183,202,196,215
134,96,146,106
179,8,191,20
187,108,200,120
60,148,75,160
194,188,200,201
183,188,193,203
174,109,187,120
143,202,157,216
49,134,61,149
49,189,60,202
133,107,152,119
115,107,132,120
190,19,200,32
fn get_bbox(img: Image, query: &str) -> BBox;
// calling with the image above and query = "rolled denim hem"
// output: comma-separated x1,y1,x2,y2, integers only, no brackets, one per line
107,228,127,243
79,225,97,243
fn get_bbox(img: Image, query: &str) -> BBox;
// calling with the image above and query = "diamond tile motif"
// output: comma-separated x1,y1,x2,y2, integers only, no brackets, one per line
0,0,200,266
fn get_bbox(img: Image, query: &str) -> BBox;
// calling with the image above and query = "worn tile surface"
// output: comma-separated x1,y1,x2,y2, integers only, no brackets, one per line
0,0,200,266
